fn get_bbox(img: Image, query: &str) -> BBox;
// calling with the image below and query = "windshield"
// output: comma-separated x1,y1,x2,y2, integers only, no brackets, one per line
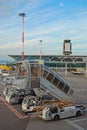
23,96,29,104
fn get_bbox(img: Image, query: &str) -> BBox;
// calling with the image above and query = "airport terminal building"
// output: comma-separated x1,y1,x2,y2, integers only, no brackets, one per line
8,39,87,76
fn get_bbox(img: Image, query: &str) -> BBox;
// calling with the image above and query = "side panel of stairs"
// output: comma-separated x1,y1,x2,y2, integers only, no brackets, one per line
40,66,73,100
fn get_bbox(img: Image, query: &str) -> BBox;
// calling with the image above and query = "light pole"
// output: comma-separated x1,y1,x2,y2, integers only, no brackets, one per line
19,13,26,61
39,40,42,60
86,62,87,77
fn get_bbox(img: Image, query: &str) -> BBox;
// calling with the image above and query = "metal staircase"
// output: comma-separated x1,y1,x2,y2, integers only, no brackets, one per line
40,66,73,100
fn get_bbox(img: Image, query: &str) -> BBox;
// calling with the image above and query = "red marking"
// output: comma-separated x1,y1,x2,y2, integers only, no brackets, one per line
0,96,29,119
22,32,24,43
22,51,24,61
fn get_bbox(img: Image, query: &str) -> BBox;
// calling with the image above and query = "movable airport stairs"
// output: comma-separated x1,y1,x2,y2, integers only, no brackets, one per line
40,66,73,100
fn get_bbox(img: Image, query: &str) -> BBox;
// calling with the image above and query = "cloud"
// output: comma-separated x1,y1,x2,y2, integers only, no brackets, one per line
19,0,43,13
59,3,64,7
0,4,12,16
0,41,20,50
0,0,87,56
76,11,87,16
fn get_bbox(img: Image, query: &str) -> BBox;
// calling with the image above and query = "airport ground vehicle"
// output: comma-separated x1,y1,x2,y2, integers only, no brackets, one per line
5,87,35,104
39,105,83,121
23,96,75,114
22,61,74,114
2,76,16,85
22,94,53,112
3,60,32,104
0,65,11,71
22,69,73,114
1,71,10,77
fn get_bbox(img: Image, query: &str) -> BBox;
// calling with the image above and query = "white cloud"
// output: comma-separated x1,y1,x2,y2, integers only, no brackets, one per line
1,16,87,55
0,0,87,56
76,9,87,16
59,3,64,7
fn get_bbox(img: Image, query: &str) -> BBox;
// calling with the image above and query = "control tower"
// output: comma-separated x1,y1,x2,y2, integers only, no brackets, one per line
63,39,72,55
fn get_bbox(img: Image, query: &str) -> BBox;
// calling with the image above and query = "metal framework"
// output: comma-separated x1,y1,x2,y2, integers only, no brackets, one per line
19,13,26,61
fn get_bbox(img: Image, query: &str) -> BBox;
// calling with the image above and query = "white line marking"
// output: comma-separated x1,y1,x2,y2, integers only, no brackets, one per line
0,96,29,119
78,95,87,99
66,120,85,130
72,118,87,123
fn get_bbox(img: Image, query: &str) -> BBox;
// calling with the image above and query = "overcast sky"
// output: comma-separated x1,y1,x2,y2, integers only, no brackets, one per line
0,0,87,59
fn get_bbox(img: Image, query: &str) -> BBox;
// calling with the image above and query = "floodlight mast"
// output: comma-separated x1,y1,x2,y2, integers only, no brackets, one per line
19,13,26,61
40,40,42,60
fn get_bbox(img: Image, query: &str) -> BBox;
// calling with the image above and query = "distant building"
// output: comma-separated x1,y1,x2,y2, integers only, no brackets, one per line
63,39,72,55
9,54,87,63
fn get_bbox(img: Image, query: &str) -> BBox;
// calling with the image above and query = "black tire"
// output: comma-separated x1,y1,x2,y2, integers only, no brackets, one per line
76,111,81,116
54,115,60,121
25,112,27,115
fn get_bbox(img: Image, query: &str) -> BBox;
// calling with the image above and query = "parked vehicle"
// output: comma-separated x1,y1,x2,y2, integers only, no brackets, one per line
5,88,36,104
3,76,16,85
22,94,53,112
39,105,83,121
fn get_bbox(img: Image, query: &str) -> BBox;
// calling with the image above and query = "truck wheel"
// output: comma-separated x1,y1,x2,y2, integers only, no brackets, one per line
54,115,59,121
25,112,27,115
76,111,81,116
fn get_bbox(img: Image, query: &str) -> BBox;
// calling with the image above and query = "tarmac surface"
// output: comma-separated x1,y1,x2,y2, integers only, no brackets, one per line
0,100,29,130
0,74,87,130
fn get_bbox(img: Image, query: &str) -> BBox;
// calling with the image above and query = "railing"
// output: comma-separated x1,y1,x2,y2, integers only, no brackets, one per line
42,65,73,96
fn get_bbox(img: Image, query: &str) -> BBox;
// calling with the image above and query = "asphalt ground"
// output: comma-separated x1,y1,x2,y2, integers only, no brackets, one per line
63,74,87,106
0,74,87,130
0,99,29,130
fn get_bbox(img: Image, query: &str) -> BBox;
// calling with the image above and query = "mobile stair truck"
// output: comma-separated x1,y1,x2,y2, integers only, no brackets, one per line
4,60,44,104
22,65,73,112
4,60,35,104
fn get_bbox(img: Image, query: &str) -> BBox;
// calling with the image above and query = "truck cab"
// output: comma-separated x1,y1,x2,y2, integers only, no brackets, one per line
5,90,19,104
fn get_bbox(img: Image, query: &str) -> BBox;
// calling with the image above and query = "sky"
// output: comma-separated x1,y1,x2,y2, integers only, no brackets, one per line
0,0,87,60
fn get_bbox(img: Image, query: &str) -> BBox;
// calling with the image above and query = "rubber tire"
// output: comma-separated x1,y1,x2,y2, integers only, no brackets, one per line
25,112,27,115
54,115,59,121
76,111,81,116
